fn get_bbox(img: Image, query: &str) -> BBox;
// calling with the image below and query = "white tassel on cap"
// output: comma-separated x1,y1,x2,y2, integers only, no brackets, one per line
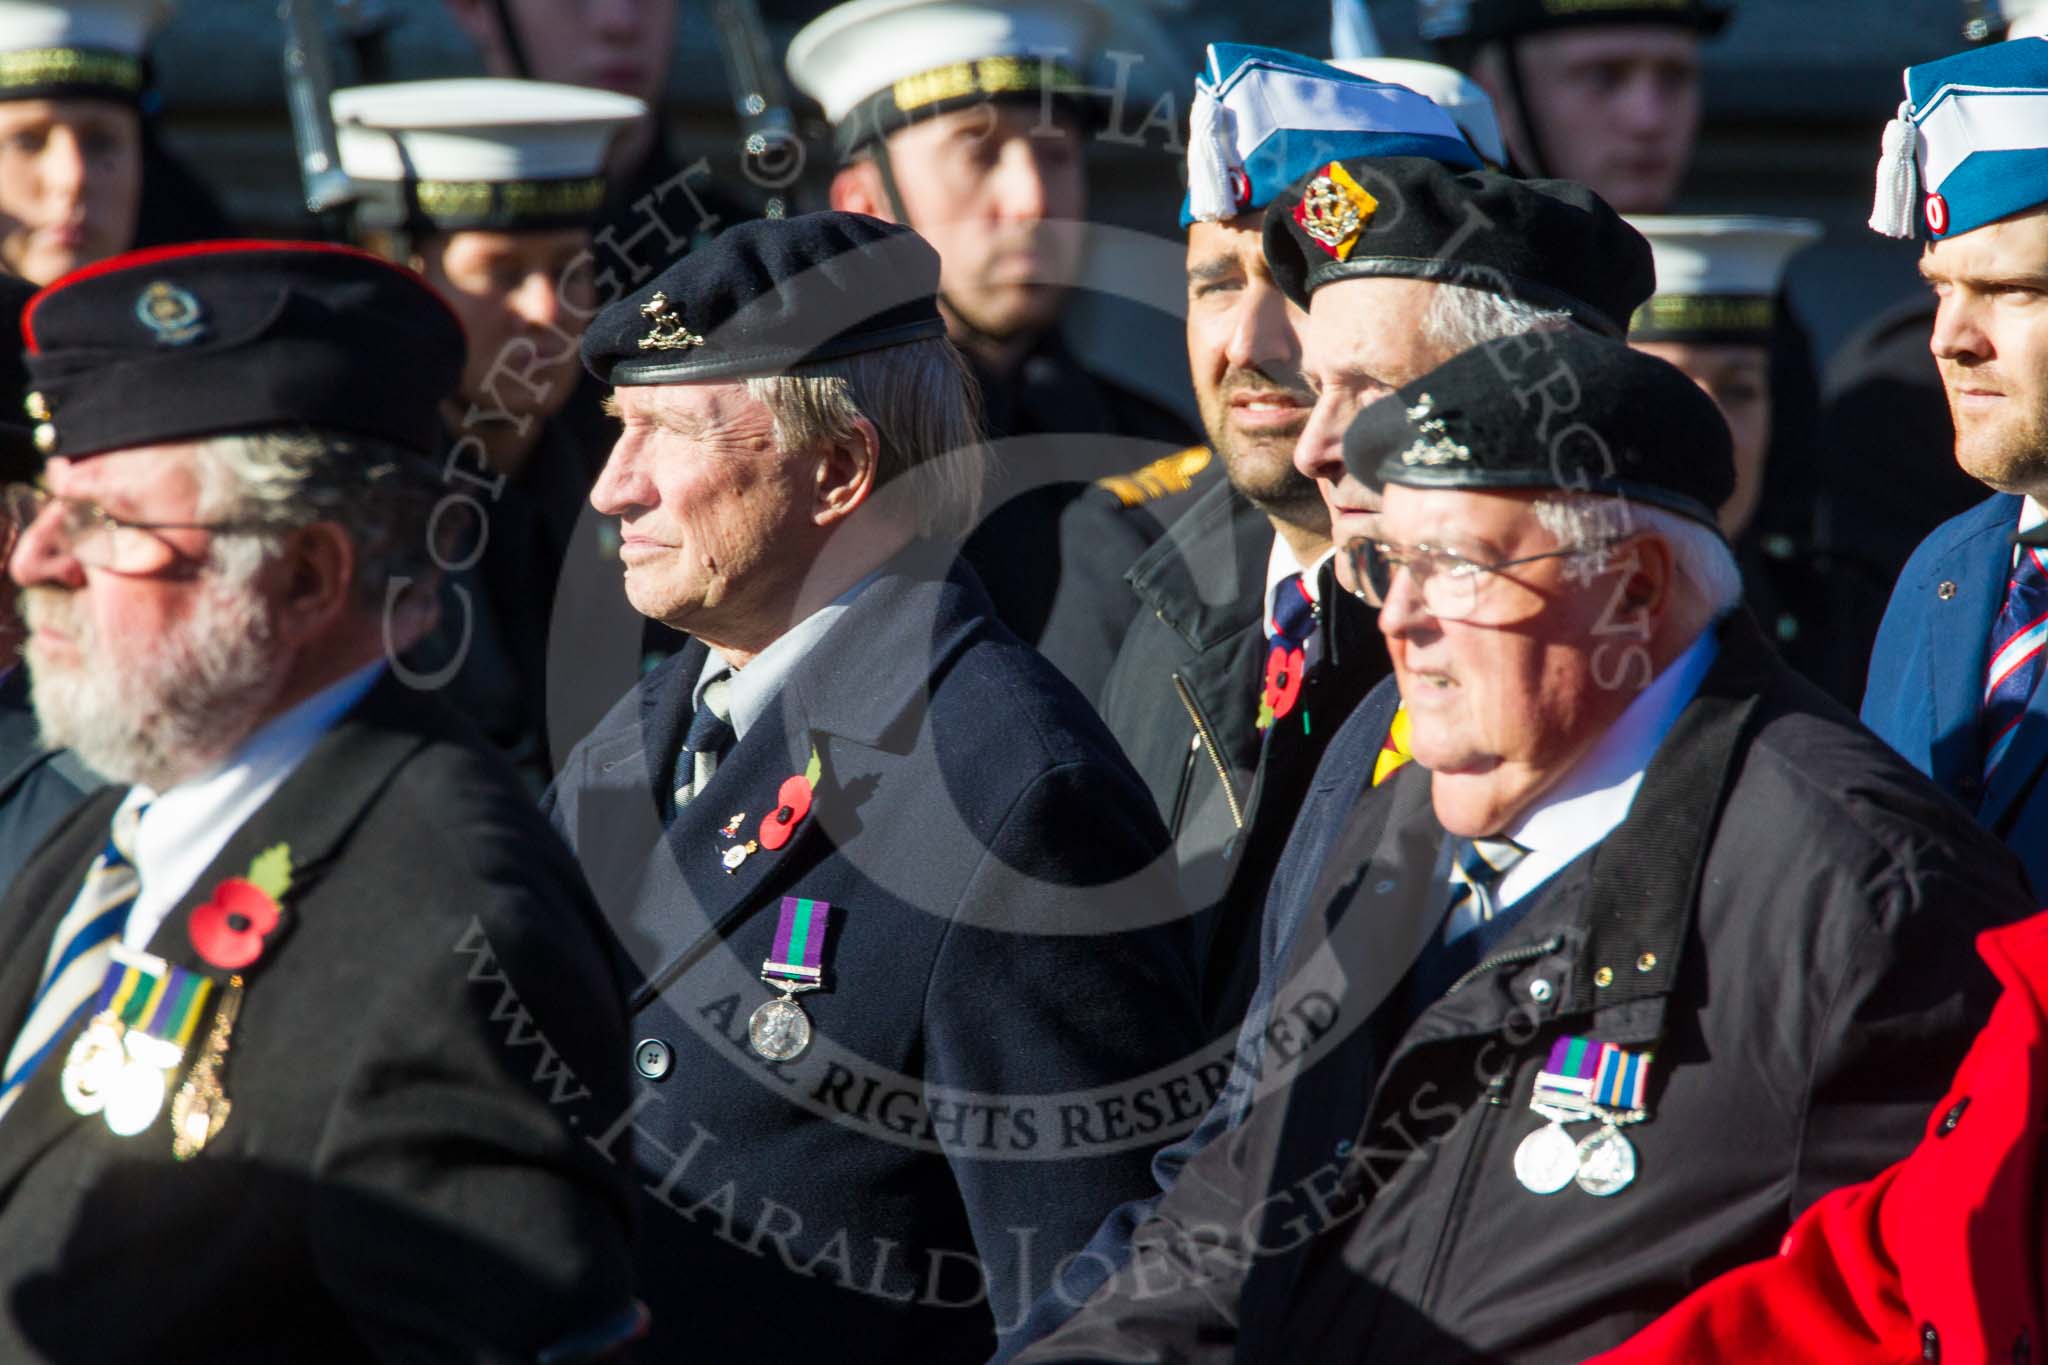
1186,86,1244,224
1869,100,1920,239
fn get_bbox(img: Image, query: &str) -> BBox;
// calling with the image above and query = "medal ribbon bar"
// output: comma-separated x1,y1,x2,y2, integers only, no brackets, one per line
762,896,832,988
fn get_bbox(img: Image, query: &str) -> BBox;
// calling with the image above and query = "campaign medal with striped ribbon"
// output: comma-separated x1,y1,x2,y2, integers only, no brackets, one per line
748,896,834,1062
1575,1040,1653,1197
1513,1035,1601,1195
60,944,215,1139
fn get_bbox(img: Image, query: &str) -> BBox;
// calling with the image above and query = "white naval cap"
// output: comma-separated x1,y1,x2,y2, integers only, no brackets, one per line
1626,215,1821,341
788,0,1108,154
333,78,646,233
0,0,166,102
1331,57,1507,168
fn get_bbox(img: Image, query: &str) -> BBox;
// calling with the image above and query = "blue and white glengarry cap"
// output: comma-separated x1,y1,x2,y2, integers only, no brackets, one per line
1871,37,2048,240
1183,42,1480,228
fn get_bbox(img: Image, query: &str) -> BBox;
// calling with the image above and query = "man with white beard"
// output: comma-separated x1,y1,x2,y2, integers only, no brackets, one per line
0,241,641,1363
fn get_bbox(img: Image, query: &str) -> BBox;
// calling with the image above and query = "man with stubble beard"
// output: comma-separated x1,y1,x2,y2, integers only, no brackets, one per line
1093,46,1482,1039
1865,37,2048,899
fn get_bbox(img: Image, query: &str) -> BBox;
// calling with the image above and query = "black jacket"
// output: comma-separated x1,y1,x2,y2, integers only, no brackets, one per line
0,667,101,898
0,675,639,1363
1020,612,2032,1363
1098,476,1389,1034
960,335,1200,702
544,553,1206,1363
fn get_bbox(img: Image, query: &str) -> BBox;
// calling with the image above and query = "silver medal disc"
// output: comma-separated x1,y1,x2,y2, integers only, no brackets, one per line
103,1060,167,1137
59,1017,126,1116
748,996,812,1062
1575,1125,1638,1197
1513,1121,1580,1195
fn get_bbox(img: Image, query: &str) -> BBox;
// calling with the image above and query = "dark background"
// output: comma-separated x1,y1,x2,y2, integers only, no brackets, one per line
155,0,1971,414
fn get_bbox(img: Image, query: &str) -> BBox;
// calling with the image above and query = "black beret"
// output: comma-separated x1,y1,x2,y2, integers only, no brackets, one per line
582,211,949,386
1342,328,1733,530
1419,0,1732,47
0,272,38,481
23,241,465,459
1263,157,1654,337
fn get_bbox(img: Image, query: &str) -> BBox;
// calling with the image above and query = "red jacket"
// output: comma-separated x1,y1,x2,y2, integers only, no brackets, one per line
1593,912,2048,1364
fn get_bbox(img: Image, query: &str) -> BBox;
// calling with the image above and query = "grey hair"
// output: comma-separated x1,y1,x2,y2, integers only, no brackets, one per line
1420,281,1580,353
187,429,446,612
742,336,986,542
1531,493,1744,613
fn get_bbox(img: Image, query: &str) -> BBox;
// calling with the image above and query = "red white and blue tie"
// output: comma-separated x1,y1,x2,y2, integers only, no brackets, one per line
1257,573,1317,731
1982,543,2048,781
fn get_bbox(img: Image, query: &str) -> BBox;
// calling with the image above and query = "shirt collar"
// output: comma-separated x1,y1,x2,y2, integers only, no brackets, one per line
692,574,880,743
118,660,383,950
2018,497,2048,567
1504,625,1721,868
1263,537,1337,636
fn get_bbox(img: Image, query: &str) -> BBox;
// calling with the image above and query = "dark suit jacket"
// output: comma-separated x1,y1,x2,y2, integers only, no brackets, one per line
0,667,102,897
1022,613,2029,1363
545,554,1206,1363
0,675,639,1363
1863,491,2048,897
1097,476,1389,1034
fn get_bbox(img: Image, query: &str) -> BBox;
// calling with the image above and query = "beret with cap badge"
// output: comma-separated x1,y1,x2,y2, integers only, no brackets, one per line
1342,328,1734,532
1262,157,1654,338
580,211,949,387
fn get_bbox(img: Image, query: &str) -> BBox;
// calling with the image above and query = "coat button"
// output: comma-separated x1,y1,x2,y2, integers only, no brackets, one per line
1924,1323,1941,1361
1939,1097,1970,1135
1937,581,1958,600
634,1038,675,1081
1528,978,1554,1003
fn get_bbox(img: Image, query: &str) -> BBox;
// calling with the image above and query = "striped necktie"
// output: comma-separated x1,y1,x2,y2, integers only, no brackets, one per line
673,673,735,814
1258,572,1318,730
1982,542,2048,781
0,802,146,1125
1442,835,1529,944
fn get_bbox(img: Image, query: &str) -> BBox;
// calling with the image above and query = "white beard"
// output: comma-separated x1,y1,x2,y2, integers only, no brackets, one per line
21,577,283,791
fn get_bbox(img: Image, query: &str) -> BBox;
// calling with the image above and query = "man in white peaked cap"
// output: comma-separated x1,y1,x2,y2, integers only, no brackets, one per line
332,76,645,790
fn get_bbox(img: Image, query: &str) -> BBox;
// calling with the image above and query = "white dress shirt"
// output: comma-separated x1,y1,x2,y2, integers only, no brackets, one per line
117,662,382,950
690,575,878,744
1261,536,1337,638
1490,625,1722,912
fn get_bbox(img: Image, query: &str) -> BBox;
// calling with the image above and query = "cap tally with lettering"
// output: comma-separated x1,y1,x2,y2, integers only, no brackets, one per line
787,0,1108,158
0,0,164,104
1627,215,1821,343
333,78,646,235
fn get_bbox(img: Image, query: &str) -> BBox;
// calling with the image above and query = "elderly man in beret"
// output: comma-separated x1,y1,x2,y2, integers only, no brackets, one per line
1020,331,2032,1363
0,242,639,1361
544,210,1202,1363
1003,153,1666,1359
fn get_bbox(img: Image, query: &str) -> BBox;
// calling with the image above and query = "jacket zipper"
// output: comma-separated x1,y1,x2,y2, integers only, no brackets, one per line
1172,673,1244,831
1167,733,1200,836
1446,935,1564,998
1417,1069,1511,1313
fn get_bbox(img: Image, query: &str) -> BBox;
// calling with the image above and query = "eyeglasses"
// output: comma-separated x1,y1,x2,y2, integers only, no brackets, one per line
1348,536,1624,623
2,483,273,574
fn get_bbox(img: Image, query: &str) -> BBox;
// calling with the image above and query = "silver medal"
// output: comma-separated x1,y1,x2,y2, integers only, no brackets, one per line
1513,1121,1580,1195
747,995,812,1062
59,1014,126,1116
1574,1124,1638,1196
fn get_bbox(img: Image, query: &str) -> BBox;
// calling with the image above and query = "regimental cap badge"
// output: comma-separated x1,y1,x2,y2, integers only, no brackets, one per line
1399,393,1473,467
1294,161,1379,262
135,281,206,347
638,291,706,352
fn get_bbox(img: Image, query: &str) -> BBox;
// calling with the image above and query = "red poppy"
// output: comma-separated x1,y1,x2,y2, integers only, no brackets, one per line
1264,643,1306,721
189,877,281,970
757,774,814,851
